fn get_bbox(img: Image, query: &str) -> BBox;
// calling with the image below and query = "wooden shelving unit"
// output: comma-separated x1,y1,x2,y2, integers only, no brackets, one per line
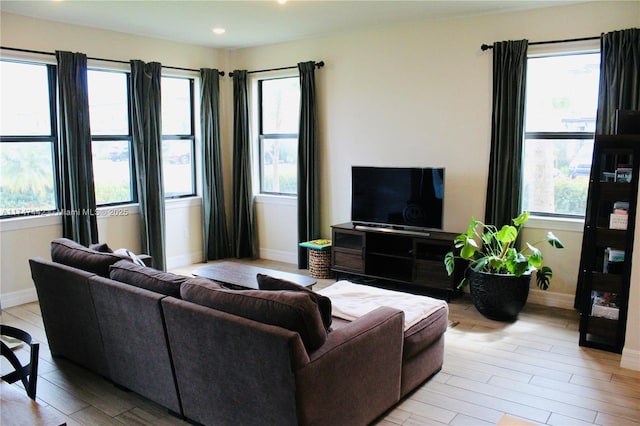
578,134,639,353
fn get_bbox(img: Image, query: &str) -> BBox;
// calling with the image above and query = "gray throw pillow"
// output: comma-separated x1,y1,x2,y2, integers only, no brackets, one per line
51,238,125,277
256,273,332,331
89,242,113,253
181,280,327,351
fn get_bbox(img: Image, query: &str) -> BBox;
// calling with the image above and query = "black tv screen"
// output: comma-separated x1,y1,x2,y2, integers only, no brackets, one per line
351,166,445,230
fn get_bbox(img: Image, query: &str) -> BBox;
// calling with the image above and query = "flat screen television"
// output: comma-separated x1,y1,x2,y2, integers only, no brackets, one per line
351,166,445,231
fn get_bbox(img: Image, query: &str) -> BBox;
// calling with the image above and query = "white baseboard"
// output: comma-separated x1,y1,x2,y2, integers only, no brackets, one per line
621,348,640,371
527,288,575,310
1,288,38,309
259,248,297,265
166,250,203,270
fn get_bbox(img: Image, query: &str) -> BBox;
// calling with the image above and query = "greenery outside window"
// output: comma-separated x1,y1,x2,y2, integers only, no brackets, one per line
161,76,196,198
521,52,600,218
0,60,58,217
258,76,300,195
88,69,135,205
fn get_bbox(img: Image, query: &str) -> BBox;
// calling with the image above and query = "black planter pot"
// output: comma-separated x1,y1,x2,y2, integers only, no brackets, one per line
468,270,531,321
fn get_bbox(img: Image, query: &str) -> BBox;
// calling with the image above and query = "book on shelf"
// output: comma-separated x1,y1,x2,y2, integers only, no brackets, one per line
606,248,625,262
603,248,625,274
609,213,628,230
591,291,620,320
609,201,629,230
613,201,629,211
615,167,632,183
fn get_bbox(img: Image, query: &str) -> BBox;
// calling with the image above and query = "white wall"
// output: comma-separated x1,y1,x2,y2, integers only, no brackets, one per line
227,1,639,366
228,0,638,293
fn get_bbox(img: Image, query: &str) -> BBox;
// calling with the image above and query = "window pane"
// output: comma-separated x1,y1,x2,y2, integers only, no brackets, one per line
521,138,592,216
260,137,297,194
0,142,56,214
0,61,51,136
162,139,194,197
525,53,600,132
162,77,191,135
262,77,300,134
88,70,129,135
92,140,133,204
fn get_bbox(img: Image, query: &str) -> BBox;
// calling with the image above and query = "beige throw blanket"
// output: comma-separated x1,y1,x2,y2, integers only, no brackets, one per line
318,280,448,330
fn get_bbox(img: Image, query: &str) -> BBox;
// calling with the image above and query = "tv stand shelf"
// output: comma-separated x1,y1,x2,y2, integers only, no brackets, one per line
331,222,461,300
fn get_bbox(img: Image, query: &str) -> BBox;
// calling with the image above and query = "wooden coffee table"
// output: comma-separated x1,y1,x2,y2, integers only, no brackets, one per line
192,261,316,290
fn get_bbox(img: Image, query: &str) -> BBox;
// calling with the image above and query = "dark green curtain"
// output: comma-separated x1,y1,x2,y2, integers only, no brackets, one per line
484,40,529,228
130,60,166,270
200,68,230,260
297,61,320,269
55,51,98,246
596,28,640,134
231,70,258,258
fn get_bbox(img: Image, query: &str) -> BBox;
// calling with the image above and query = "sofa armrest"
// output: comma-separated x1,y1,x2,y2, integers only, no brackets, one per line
295,306,404,426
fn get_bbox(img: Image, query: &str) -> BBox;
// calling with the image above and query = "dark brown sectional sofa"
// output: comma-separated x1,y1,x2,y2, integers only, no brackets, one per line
29,238,447,426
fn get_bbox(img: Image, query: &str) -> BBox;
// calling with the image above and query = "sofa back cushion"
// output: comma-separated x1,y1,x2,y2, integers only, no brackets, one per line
257,273,332,331
181,281,327,351
51,238,125,277
109,260,187,298
182,276,226,290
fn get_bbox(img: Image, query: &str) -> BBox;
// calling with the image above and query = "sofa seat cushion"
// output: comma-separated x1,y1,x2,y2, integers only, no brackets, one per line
318,280,448,330
181,280,327,351
330,303,447,361
319,281,448,360
109,260,187,298
51,238,127,277
257,273,332,331
402,304,448,360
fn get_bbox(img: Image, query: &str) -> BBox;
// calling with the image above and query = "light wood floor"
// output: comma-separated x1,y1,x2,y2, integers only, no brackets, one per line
2,259,639,426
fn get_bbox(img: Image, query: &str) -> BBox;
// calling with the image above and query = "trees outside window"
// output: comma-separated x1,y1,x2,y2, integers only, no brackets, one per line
88,69,135,205
521,52,600,217
162,76,195,198
0,61,57,216
258,76,300,195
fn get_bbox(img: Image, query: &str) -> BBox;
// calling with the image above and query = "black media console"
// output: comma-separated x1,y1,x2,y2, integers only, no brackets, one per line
331,222,463,301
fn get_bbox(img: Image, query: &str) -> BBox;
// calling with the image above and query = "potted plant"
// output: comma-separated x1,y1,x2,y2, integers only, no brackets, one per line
444,211,564,321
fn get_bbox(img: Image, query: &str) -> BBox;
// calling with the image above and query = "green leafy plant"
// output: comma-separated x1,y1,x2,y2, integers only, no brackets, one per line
444,211,565,290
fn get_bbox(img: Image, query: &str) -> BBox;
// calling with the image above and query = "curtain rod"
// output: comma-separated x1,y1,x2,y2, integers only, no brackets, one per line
229,60,324,77
0,46,225,76
480,35,600,51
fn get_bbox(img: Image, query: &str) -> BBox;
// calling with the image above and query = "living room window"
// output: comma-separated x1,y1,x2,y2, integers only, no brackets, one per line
258,76,300,195
521,52,600,218
88,69,136,205
0,60,58,217
161,76,196,198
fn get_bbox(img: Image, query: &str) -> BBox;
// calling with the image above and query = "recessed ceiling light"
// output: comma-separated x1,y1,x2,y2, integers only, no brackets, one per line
212,28,226,35
277,0,287,4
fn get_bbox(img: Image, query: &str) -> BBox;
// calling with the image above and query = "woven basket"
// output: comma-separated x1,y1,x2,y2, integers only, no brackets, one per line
308,248,334,279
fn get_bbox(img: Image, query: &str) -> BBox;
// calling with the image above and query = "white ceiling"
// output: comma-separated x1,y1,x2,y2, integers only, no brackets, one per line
1,0,585,50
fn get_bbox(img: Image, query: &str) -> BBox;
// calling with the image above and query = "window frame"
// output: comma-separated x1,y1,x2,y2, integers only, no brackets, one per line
161,76,197,199
257,75,300,196
88,68,137,207
0,60,60,218
521,49,600,220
